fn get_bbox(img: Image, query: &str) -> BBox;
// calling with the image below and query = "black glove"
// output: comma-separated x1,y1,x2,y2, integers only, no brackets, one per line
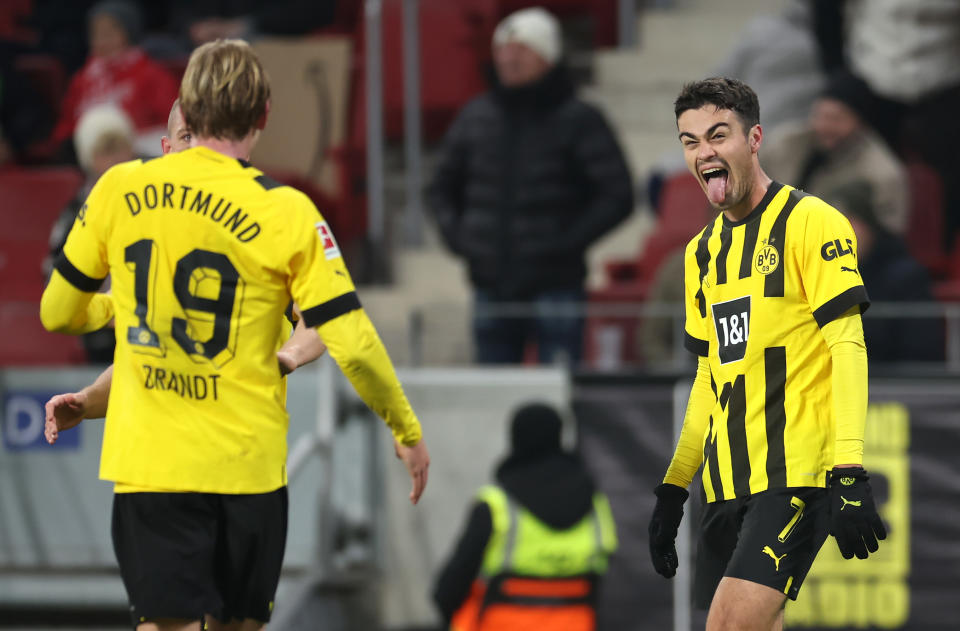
648,483,689,578
828,467,887,560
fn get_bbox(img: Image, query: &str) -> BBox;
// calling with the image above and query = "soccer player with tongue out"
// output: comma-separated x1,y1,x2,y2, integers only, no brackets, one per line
646,78,886,631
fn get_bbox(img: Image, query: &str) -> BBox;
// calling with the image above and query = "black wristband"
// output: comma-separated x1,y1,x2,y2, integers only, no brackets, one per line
828,466,868,485
654,483,690,503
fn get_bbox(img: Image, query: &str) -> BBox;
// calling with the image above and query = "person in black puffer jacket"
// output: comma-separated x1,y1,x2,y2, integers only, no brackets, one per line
428,7,633,366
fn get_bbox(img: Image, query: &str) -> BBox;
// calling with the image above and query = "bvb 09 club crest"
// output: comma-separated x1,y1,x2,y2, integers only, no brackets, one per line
755,239,780,275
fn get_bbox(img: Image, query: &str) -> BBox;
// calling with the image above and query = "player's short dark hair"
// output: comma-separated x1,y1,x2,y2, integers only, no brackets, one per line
674,77,760,132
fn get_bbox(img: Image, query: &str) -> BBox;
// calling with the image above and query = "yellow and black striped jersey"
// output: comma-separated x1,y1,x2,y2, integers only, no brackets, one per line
683,182,868,502
54,146,386,493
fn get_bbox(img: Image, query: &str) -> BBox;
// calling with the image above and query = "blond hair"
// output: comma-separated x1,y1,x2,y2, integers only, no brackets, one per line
179,39,270,141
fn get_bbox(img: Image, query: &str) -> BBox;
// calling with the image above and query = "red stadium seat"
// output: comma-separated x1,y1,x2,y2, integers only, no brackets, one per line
654,172,715,236
933,281,960,302
603,173,713,291
0,238,50,301
352,0,491,144
950,234,960,279
0,167,83,239
585,174,713,368
0,167,83,300
933,235,960,302
905,161,948,278
0,301,86,366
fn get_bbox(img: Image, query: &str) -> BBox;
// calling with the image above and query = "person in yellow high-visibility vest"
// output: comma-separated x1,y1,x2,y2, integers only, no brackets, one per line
433,403,617,631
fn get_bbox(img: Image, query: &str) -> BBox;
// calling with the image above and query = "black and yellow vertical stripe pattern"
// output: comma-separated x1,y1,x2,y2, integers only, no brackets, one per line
683,183,869,502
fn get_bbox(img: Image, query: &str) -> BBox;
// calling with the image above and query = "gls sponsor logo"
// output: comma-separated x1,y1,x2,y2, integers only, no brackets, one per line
821,238,855,261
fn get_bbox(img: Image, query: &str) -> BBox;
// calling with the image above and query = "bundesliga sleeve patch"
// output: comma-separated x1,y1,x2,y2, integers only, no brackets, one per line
315,220,341,260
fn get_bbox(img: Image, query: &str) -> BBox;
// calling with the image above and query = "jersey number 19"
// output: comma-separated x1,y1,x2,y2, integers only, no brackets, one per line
124,239,244,368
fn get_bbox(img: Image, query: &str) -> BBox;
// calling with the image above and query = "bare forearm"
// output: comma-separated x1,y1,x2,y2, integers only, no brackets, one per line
81,365,113,419
281,317,327,367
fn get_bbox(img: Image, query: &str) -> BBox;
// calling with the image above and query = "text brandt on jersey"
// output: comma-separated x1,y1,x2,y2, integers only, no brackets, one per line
142,364,221,401
123,183,261,243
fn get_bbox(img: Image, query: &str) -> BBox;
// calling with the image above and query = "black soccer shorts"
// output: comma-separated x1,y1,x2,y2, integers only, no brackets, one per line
112,487,288,627
693,486,830,610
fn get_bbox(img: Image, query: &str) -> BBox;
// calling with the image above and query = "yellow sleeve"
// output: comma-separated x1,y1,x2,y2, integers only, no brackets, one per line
40,276,114,333
663,356,714,488
800,200,870,327
822,307,868,465
40,167,116,335
286,202,422,446
682,235,711,357
62,165,118,281
40,164,117,333
317,309,422,446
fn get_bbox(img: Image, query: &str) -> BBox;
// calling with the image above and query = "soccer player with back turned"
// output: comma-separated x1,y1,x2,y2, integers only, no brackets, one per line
647,78,886,631
43,99,328,444
40,39,429,631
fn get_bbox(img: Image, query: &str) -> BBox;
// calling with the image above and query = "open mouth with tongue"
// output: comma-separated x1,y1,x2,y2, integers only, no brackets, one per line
702,167,729,205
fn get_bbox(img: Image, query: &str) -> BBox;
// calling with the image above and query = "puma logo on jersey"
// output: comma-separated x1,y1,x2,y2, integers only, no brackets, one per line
840,266,859,275
841,496,862,510
762,546,787,572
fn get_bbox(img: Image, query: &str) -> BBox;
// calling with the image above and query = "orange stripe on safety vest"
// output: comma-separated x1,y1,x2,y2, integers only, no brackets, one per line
501,578,592,599
451,581,486,631
481,604,595,631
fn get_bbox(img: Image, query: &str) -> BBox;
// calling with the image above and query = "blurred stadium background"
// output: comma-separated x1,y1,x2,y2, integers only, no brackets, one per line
2,0,959,629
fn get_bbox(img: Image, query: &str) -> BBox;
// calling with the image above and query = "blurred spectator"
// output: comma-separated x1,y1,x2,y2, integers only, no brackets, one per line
811,0,960,248
47,1,178,158
0,45,55,165
22,1,174,70
428,8,633,366
761,71,909,235
433,402,617,631
22,0,99,75
829,181,944,364
638,249,685,367
46,104,135,363
711,0,824,139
